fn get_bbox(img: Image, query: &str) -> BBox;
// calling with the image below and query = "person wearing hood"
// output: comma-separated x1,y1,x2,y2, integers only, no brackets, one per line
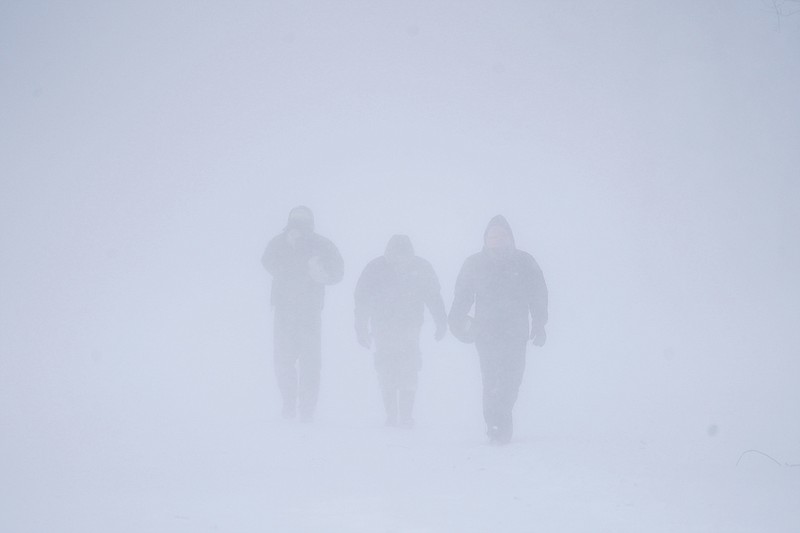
449,215,548,444
261,206,344,422
354,235,447,428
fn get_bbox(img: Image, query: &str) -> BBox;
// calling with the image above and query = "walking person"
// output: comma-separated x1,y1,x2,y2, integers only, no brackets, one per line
354,235,447,428
449,215,548,444
261,206,344,422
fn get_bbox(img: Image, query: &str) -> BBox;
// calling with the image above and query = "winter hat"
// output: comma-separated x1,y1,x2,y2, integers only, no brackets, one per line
286,205,315,232
483,215,516,249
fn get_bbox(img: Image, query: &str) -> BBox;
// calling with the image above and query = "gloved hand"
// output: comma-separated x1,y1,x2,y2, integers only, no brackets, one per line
434,323,447,342
308,256,330,284
530,325,547,347
355,325,371,349
450,315,476,344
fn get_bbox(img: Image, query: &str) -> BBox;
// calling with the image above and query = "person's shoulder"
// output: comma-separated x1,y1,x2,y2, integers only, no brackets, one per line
464,250,489,265
266,232,286,248
364,256,388,270
412,255,434,270
456,251,486,274
311,233,339,249
410,256,440,279
516,249,534,261
465,250,485,263
516,250,543,271
358,255,389,277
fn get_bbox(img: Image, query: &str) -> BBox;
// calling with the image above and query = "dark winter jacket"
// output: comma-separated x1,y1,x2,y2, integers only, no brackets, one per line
354,235,447,341
449,216,548,344
261,217,343,314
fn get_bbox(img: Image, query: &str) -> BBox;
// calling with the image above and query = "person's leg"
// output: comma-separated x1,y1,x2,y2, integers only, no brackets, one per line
493,343,527,444
273,312,298,418
296,313,322,422
297,354,320,422
382,386,398,426
477,344,503,441
376,328,421,427
398,389,416,428
375,349,399,426
274,354,298,418
397,348,420,429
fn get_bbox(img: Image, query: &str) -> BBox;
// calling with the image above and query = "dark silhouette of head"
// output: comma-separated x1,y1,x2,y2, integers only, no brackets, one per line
384,234,414,266
285,205,315,233
483,215,516,252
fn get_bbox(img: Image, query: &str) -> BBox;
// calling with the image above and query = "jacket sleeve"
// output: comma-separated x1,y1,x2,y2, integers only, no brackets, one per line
353,261,376,332
421,261,447,330
317,237,345,285
448,257,477,342
261,235,286,277
527,256,548,329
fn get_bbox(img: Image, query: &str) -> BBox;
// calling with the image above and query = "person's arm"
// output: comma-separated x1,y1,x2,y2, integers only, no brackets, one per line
448,257,477,343
421,261,448,341
353,262,375,349
527,255,549,346
313,236,344,285
261,235,285,277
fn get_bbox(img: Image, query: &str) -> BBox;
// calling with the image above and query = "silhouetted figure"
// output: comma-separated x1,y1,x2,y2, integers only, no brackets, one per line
354,235,447,428
449,215,548,444
261,206,343,422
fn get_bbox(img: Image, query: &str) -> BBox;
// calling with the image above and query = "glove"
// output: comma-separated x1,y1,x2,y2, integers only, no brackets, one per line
355,325,371,349
450,315,476,344
308,256,330,284
434,323,446,342
530,325,547,347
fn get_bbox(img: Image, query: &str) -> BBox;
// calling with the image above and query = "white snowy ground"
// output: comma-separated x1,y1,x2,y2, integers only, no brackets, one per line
3,332,798,533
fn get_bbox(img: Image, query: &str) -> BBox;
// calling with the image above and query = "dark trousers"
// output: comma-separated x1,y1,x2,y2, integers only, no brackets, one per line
273,309,322,419
372,325,422,425
476,338,527,442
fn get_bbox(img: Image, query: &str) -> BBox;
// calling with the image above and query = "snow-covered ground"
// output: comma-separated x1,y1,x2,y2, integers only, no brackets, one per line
2,321,798,532
4,391,799,532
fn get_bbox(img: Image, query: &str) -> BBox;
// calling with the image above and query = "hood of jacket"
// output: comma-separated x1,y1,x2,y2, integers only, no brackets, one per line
482,215,516,251
285,205,315,232
384,234,415,265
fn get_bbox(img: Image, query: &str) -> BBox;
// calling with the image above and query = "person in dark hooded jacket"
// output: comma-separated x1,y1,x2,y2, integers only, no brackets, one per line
261,206,344,421
449,215,548,444
354,235,447,428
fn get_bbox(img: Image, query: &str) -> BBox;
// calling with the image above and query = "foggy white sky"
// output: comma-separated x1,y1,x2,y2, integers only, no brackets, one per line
1,2,799,528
